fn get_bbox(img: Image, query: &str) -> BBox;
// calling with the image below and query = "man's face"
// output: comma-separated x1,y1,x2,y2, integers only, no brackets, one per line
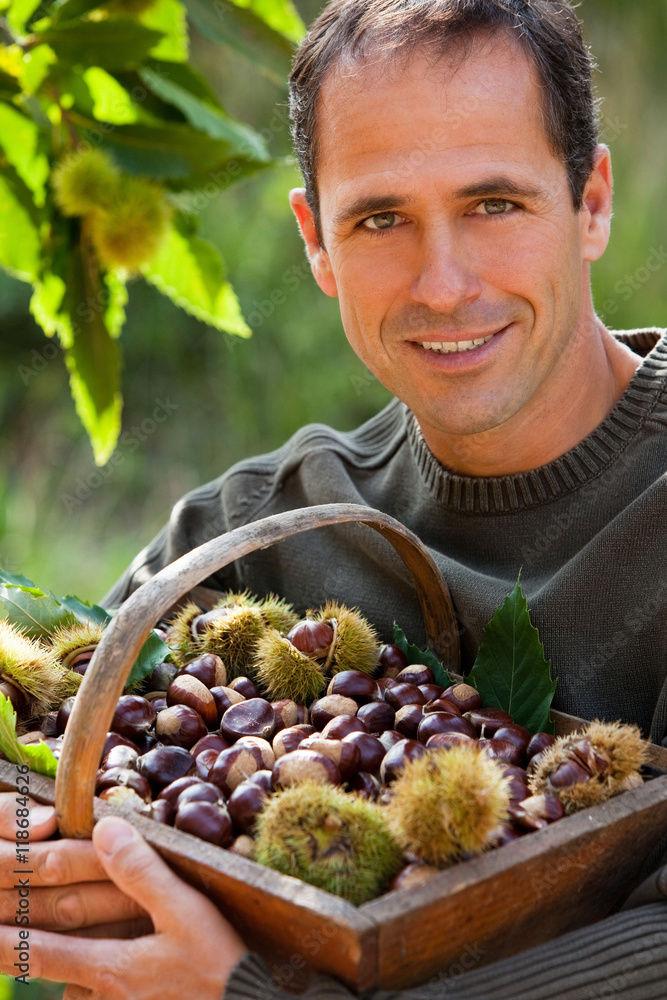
292,34,610,444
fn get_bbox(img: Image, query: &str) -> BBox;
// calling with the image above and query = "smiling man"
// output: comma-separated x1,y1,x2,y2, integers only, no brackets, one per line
1,2,667,998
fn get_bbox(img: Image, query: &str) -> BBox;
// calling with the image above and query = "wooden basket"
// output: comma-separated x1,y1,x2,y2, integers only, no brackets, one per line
3,502,667,993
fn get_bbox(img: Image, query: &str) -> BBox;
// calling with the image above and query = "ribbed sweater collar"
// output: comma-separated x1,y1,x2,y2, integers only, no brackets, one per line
408,328,667,515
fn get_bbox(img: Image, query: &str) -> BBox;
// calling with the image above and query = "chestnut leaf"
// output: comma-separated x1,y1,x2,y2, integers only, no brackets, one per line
468,579,557,735
392,624,451,689
0,695,58,779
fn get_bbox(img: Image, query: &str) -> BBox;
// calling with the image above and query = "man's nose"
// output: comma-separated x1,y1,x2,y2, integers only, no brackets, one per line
410,227,483,314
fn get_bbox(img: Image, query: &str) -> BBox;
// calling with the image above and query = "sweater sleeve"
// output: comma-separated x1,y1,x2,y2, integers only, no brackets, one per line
224,901,667,1000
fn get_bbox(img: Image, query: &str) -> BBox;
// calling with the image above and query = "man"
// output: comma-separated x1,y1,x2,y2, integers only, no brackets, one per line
1,1,666,997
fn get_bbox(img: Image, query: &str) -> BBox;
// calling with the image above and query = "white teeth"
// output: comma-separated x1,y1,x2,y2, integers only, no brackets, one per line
419,334,494,354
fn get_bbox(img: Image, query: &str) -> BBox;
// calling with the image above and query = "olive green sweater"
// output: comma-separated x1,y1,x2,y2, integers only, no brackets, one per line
105,328,667,743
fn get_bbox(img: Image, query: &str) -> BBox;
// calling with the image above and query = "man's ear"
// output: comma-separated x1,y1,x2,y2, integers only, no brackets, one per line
289,188,338,297
581,144,613,263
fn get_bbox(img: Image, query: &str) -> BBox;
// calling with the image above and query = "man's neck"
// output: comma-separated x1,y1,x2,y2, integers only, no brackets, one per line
418,322,642,478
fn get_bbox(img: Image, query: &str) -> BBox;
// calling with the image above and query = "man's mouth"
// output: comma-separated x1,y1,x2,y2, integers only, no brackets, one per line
418,333,496,354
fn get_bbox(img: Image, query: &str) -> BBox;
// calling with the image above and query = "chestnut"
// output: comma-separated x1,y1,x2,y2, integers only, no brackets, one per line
417,712,476,744
156,705,207,749
377,677,398,692
356,700,395,734
191,733,230,759
390,863,440,891
101,732,139,762
384,683,425,711
95,767,151,802
191,608,231,637
394,705,424,740
464,706,514,737
510,794,564,831
347,771,381,800
309,695,358,730
548,758,592,788
425,732,476,751
378,643,407,676
229,676,261,700
272,725,314,758
111,696,157,741
247,770,273,792
478,738,524,767
195,748,220,781
321,715,368,740
227,778,271,833
287,619,335,658
167,675,217,729
380,739,426,784
182,653,226,690
235,736,275,770
423,697,462,717
210,686,245,722
208,745,261,796
272,749,341,788
177,782,222,809
157,776,203,807
102,745,139,771
395,665,434,688
341,732,385,774
175,801,234,847
442,683,483,714
0,679,27,712
147,661,180,692
526,732,557,760
495,724,532,759
150,799,174,825
229,835,255,858
327,671,382,705
40,712,59,738
56,697,76,736
220,698,275,742
136,746,195,793
133,733,158,755
271,699,300,731
419,684,444,702
300,736,360,780
378,729,405,753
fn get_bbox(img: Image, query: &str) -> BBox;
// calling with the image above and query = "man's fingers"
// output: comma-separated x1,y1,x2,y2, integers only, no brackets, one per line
0,793,57,840
0,924,128,990
0,838,111,890
63,987,94,1000
0,881,148,931
63,916,154,939
92,817,223,934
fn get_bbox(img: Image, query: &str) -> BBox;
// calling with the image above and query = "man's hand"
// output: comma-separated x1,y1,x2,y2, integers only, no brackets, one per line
0,793,149,936
0,810,248,998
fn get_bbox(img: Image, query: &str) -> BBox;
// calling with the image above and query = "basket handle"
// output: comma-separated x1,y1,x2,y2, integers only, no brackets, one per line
56,503,459,837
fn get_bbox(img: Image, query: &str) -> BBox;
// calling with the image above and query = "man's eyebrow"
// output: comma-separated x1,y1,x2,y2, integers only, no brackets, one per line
452,176,542,200
332,194,416,229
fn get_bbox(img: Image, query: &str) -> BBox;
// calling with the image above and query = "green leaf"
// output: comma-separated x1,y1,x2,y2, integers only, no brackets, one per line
47,0,107,24
141,0,188,62
468,579,557,734
139,64,270,162
392,623,452,689
104,269,128,338
63,239,123,465
0,68,21,98
0,695,58,778
0,583,78,638
183,0,294,86
7,0,43,34
227,0,304,44
144,220,251,336
0,101,49,204
37,17,165,70
20,42,57,93
0,569,39,589
82,66,145,124
127,629,171,689
0,167,42,281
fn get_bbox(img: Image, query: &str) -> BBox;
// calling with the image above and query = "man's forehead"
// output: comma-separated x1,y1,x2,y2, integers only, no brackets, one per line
315,33,555,202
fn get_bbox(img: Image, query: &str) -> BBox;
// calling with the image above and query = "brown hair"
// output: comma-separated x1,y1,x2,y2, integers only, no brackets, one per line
289,0,599,239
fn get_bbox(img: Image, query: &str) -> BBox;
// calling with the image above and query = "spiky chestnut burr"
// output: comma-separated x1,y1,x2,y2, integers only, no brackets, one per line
254,630,326,705
384,744,512,865
257,593,299,634
196,605,267,681
527,720,648,814
255,780,403,904
88,176,171,273
307,602,380,677
52,149,119,217
0,620,71,719
166,602,203,665
49,622,103,688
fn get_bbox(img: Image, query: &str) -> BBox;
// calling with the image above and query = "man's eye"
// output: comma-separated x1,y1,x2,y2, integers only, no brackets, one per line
472,199,513,216
362,212,399,230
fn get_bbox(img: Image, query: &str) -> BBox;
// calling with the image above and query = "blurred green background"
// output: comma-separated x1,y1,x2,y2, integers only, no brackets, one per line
0,2,666,991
